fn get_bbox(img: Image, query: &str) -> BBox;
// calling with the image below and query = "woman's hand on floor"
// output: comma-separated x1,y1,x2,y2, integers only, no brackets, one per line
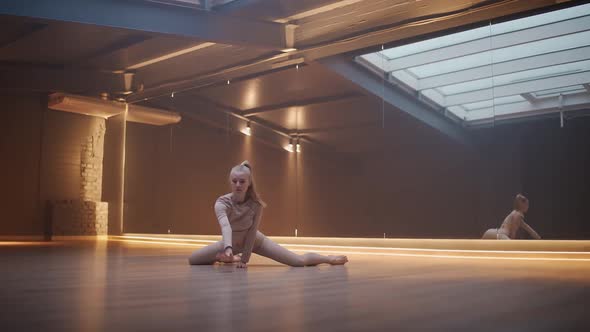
215,251,234,263
236,262,247,268
224,247,233,257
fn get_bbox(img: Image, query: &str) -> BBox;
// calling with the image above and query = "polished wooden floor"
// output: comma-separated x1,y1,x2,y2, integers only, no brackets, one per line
1,239,589,331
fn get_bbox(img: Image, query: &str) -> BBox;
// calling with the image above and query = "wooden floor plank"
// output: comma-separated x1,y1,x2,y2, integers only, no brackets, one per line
0,240,588,331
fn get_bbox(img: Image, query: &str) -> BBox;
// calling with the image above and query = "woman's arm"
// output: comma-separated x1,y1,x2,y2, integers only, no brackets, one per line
214,200,233,249
521,221,541,239
239,205,263,265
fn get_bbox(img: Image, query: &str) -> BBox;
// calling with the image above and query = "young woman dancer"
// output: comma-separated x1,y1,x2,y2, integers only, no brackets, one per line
482,194,541,240
188,161,348,268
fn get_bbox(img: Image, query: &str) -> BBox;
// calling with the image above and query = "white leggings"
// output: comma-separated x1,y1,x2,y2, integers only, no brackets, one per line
188,231,332,267
482,228,511,240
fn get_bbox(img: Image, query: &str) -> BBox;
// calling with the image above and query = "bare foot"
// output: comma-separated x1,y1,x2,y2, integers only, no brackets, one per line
232,255,242,263
328,255,348,265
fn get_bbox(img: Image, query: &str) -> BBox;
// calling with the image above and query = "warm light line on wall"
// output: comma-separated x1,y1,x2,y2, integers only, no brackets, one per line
119,106,128,234
116,235,590,255
112,239,202,247
112,239,590,262
0,241,61,246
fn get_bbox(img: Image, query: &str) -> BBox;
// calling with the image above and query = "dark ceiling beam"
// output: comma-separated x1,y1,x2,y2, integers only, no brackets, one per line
0,0,290,50
0,64,131,94
70,34,154,67
242,93,363,117
319,55,471,146
0,23,48,50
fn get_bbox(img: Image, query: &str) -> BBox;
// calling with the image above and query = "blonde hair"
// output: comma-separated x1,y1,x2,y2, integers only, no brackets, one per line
230,160,266,207
513,194,529,211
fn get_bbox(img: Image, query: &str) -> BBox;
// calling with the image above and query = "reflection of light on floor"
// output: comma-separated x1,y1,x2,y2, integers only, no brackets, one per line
78,239,107,331
0,241,60,246
112,237,590,262
113,239,202,247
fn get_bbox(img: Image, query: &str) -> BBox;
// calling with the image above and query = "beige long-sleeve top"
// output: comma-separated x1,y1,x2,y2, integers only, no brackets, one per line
214,193,263,263
499,210,541,239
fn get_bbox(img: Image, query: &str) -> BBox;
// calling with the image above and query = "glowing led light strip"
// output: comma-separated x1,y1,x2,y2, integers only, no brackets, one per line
115,236,217,243
112,239,202,247
113,239,590,262
0,241,61,246
117,235,590,256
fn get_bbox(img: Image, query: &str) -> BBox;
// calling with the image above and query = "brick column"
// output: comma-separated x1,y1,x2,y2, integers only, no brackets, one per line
52,120,109,236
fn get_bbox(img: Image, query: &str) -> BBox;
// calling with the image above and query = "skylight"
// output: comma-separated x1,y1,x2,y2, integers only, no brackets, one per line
356,4,590,126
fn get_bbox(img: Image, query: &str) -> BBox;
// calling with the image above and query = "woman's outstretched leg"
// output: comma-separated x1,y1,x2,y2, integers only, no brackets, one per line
253,232,347,267
188,241,225,265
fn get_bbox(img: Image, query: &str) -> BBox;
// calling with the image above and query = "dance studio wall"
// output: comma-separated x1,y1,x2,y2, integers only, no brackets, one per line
0,95,45,236
357,144,481,238
0,94,110,237
121,105,497,238
122,117,362,236
1,94,587,239
469,117,590,240
519,117,590,239
123,118,297,235
115,105,590,239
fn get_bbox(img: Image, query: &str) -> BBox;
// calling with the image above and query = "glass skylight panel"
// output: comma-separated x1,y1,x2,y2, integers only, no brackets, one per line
380,27,491,60
381,4,590,60
491,30,590,63
494,60,590,86
357,3,590,125
409,31,590,79
436,60,590,98
438,78,493,95
408,52,491,78
420,89,445,106
534,86,587,97
464,109,494,121
462,95,525,111
465,102,531,121
447,106,467,118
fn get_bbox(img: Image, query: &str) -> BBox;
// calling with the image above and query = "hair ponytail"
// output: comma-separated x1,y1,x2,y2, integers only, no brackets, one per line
231,161,267,207
513,193,528,210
